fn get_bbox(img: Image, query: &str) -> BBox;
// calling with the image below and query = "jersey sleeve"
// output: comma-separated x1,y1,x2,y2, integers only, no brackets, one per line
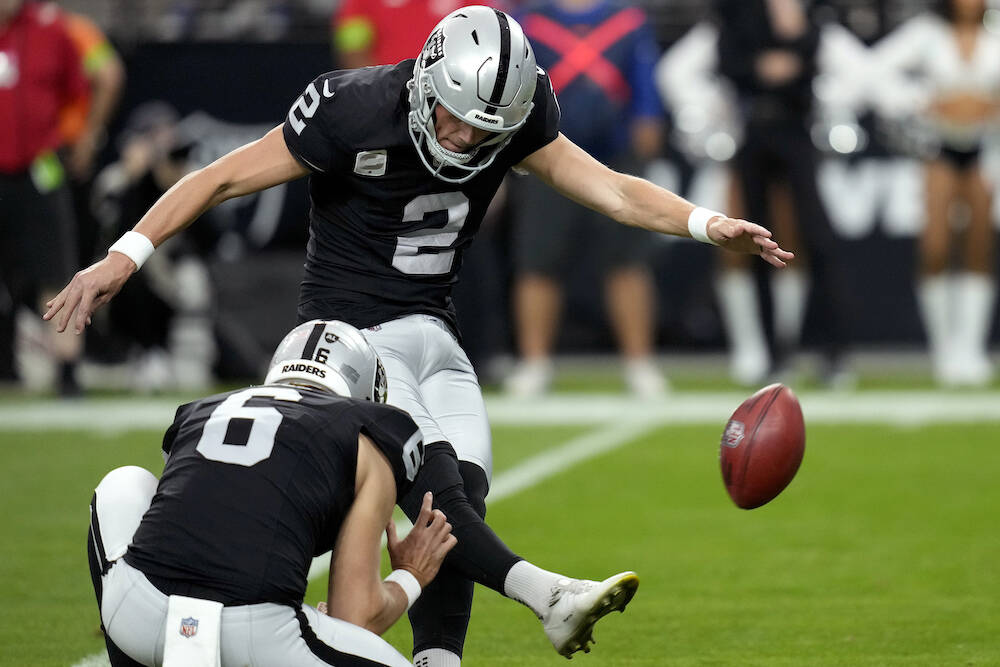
353,403,424,501
281,72,352,174
502,67,562,166
161,401,196,458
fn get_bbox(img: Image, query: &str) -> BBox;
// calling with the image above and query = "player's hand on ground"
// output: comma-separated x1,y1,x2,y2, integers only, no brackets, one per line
43,253,137,334
386,492,457,588
709,216,795,268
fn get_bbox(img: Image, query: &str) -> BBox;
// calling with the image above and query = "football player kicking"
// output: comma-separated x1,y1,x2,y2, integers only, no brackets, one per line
88,320,454,666
52,6,793,664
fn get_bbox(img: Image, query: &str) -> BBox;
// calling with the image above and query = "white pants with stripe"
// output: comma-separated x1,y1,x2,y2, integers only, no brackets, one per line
90,466,411,667
363,315,492,482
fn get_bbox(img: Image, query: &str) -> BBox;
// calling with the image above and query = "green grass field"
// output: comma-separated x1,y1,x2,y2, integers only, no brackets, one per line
1,391,998,666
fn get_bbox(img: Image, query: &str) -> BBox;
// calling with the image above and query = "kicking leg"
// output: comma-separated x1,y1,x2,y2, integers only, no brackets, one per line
372,318,638,661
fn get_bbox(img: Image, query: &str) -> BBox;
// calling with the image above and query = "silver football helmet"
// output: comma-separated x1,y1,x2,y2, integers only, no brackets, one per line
264,320,387,402
407,6,537,183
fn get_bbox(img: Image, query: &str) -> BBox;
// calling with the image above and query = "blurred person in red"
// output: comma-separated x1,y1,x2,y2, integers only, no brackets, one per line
332,0,505,68
872,0,1000,387
59,8,125,266
0,0,89,395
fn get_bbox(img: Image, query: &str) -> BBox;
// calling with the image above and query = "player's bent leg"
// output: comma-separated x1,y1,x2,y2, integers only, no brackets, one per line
99,561,169,666
90,466,159,570
401,447,518,666
409,566,474,661
405,461,492,663
89,467,160,666
234,603,411,666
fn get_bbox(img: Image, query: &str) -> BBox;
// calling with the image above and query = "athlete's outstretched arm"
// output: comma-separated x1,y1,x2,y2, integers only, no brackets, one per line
43,124,310,334
518,133,793,267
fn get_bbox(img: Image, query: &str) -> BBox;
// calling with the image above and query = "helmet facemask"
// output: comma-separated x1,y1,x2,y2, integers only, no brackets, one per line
407,8,537,184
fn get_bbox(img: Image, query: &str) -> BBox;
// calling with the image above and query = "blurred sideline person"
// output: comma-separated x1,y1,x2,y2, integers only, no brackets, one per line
0,0,88,395
59,8,125,266
712,0,857,387
871,0,1000,387
90,102,215,392
48,7,791,664
88,319,455,666
333,0,485,68
504,0,667,398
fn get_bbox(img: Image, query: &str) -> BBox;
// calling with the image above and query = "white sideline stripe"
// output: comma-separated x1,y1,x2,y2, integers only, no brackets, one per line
71,420,656,667
69,657,109,667
8,391,1000,434
486,392,1000,425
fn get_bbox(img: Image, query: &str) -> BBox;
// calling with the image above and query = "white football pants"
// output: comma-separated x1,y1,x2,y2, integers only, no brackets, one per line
90,466,411,667
363,314,492,482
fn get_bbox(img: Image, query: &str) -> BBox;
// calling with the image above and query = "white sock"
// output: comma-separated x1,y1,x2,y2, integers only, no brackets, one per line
715,270,770,384
503,560,564,619
917,275,954,380
955,272,996,372
770,268,809,350
413,648,461,667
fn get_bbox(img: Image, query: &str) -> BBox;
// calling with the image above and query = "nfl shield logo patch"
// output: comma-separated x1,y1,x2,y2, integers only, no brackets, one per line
721,420,745,449
179,617,199,638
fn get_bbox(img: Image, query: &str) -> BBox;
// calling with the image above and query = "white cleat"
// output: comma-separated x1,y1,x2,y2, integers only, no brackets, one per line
542,571,639,658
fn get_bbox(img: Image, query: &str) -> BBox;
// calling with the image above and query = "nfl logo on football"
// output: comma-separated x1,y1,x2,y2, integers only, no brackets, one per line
180,617,199,638
721,420,745,449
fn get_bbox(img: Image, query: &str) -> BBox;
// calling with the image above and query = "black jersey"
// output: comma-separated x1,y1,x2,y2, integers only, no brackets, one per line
282,61,560,334
124,386,423,607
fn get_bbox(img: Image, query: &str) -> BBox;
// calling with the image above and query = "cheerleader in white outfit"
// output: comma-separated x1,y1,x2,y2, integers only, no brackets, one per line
872,0,1000,386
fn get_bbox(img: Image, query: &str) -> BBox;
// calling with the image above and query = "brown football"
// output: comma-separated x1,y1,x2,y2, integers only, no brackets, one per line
720,383,805,509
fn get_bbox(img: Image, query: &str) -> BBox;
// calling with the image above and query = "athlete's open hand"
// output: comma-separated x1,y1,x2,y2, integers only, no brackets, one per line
43,253,136,334
708,216,795,268
386,492,457,588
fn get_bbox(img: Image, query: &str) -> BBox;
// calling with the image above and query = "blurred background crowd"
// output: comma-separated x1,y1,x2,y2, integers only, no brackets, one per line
2,0,999,397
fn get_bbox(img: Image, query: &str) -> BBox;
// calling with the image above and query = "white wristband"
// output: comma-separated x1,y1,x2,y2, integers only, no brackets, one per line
687,207,722,246
384,569,421,609
108,231,155,270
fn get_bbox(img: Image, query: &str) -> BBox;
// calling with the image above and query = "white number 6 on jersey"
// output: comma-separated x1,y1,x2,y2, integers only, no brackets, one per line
401,431,425,482
196,387,302,466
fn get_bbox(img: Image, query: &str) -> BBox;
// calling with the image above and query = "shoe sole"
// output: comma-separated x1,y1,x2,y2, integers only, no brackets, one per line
558,572,640,658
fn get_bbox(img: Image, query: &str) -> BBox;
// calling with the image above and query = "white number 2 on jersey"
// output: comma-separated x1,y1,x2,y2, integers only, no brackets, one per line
196,387,302,466
392,192,469,275
288,82,321,135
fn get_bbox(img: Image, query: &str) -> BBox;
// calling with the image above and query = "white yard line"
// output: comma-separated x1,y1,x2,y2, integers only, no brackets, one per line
7,391,1000,435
